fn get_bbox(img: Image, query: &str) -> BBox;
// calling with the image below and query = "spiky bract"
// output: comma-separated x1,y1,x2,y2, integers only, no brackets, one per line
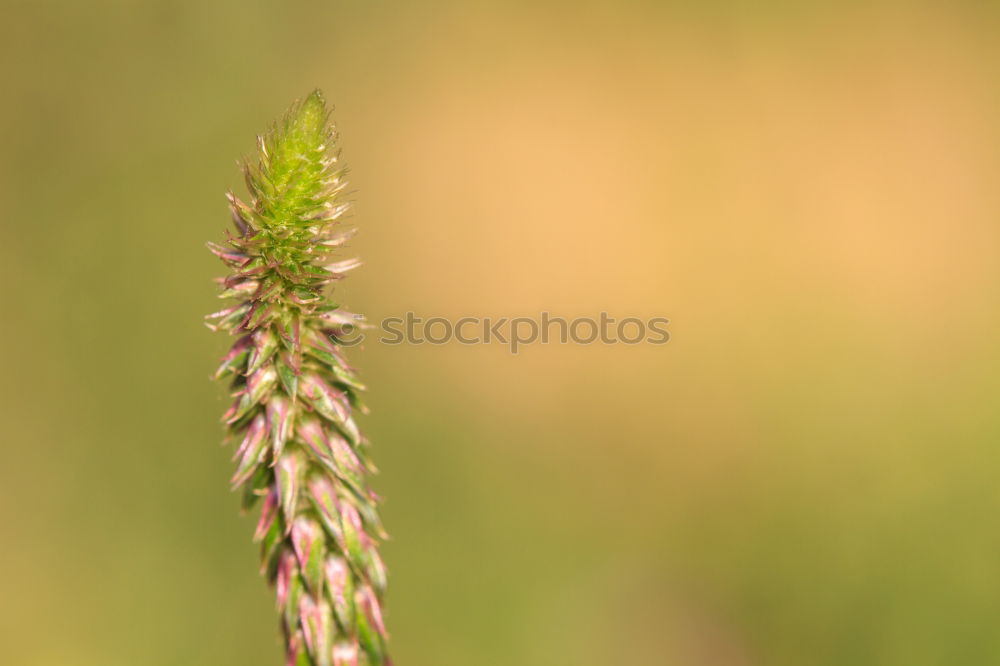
207,91,389,666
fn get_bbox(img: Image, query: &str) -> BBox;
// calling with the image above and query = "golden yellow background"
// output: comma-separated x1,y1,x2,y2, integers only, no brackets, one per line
2,1,999,664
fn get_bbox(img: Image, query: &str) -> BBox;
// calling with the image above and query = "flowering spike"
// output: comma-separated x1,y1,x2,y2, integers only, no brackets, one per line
209,91,390,664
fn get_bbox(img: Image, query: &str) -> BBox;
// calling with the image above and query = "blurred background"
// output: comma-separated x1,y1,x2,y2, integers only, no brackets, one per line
3,1,1000,664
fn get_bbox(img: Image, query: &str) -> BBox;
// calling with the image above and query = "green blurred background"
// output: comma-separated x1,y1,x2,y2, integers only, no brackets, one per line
3,1,1000,664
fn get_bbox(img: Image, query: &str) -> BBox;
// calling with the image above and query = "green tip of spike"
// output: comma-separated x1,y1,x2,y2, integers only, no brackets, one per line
293,89,329,137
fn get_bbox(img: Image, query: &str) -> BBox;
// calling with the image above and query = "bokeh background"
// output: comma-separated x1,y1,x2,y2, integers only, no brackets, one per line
3,1,1000,664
